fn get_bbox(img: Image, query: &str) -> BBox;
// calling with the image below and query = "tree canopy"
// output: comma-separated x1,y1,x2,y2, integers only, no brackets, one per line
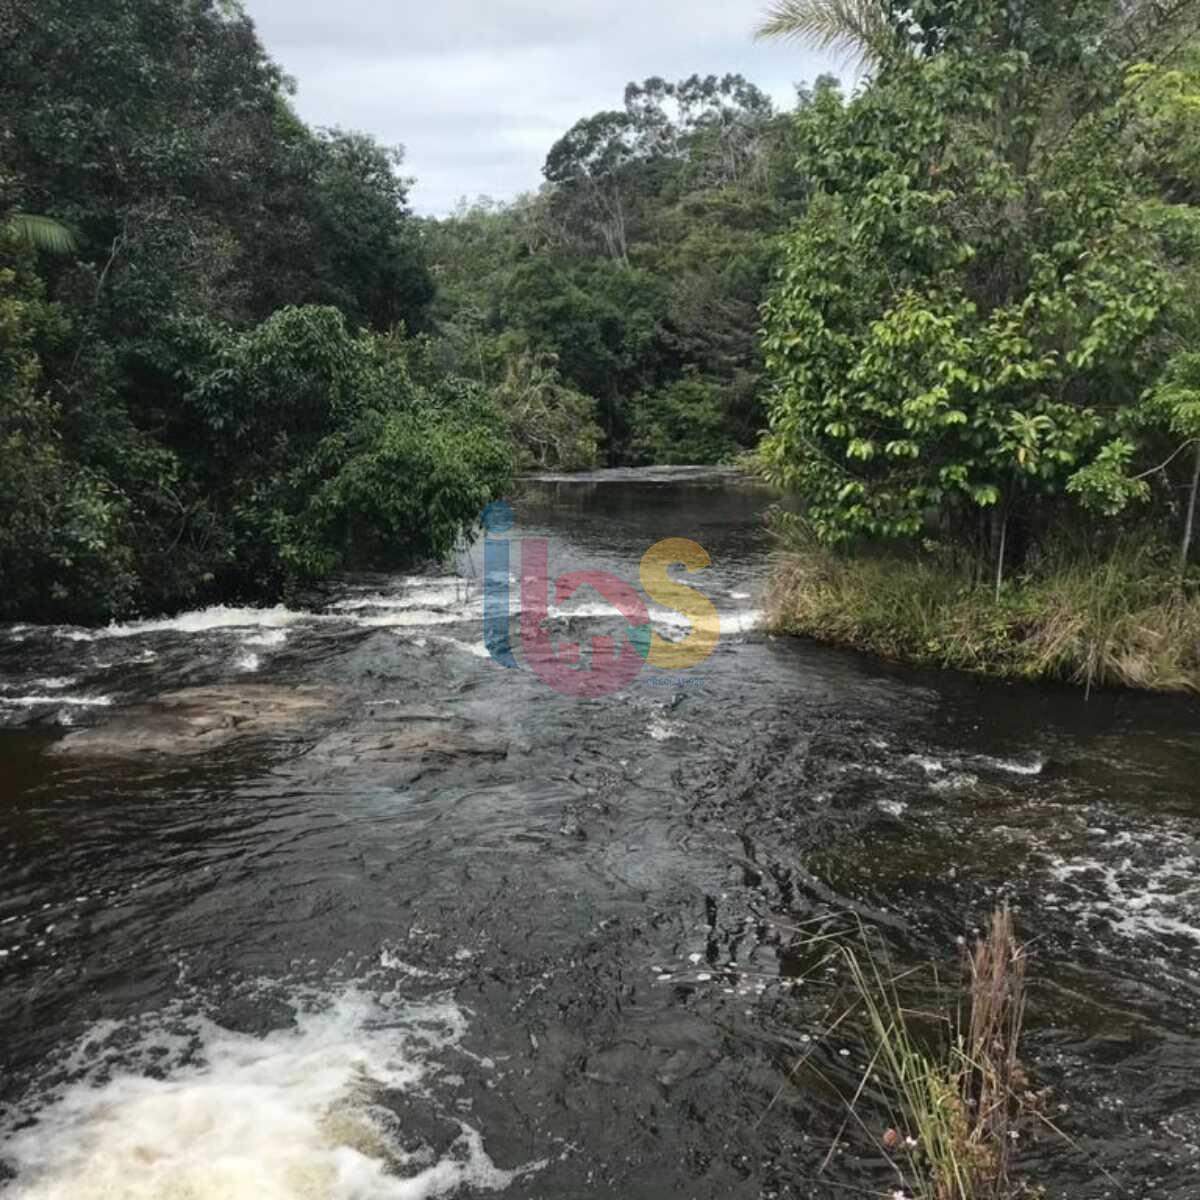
0,0,504,622
759,0,1200,580
423,72,833,466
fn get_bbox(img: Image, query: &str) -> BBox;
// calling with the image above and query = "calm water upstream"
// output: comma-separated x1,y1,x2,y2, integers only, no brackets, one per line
1,467,1198,1198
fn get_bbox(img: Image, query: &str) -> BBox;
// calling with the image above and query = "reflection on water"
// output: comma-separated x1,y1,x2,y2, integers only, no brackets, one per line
2,468,1199,1198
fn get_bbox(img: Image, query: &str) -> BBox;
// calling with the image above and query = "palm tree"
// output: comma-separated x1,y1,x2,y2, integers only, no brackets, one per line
755,0,893,66
7,212,77,255
758,1,1200,67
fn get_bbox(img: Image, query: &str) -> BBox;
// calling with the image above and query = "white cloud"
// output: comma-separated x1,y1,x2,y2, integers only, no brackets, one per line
242,0,839,214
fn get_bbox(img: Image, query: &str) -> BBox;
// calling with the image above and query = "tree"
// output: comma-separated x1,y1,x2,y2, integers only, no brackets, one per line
182,307,512,588
0,228,134,619
544,111,639,262
421,73,809,468
757,1,1200,70
502,255,668,455
1059,46,1200,570
305,129,433,332
6,213,76,255
759,0,1200,587
629,371,738,465
755,0,893,65
494,351,602,470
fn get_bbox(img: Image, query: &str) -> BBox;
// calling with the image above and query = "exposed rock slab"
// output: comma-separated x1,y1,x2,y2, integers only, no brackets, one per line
49,685,344,757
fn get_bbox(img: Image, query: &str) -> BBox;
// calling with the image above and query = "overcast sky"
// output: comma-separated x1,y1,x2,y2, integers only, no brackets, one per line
240,1,840,216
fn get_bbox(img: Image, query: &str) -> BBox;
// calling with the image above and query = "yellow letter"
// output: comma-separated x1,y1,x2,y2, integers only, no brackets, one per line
640,538,720,670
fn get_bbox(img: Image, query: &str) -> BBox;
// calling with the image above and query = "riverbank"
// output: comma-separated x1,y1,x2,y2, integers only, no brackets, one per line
766,539,1200,694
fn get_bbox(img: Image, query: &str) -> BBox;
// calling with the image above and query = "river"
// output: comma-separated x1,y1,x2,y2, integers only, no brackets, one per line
1,467,1198,1198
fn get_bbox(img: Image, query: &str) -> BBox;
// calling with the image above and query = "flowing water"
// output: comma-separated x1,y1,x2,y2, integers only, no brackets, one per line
1,467,1198,1198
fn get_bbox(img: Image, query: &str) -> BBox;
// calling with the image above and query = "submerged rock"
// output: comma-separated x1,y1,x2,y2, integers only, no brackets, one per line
48,684,344,757
311,717,509,765
47,685,509,771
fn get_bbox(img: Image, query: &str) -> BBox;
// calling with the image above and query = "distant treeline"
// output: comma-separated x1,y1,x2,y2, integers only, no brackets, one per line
420,72,832,470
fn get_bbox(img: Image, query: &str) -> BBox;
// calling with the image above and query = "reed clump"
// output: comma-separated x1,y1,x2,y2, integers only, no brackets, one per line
788,908,1037,1200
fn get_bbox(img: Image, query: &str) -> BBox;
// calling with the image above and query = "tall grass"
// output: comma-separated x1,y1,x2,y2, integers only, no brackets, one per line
766,532,1200,692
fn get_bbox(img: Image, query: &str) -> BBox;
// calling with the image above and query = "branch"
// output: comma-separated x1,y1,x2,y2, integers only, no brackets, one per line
1131,437,1200,481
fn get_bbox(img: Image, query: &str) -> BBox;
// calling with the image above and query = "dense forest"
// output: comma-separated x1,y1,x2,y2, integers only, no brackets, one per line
1,0,512,623
0,0,830,624
7,0,1200,691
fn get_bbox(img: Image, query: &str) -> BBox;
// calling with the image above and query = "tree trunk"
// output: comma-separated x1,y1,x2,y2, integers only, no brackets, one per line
1181,442,1200,574
994,509,1008,603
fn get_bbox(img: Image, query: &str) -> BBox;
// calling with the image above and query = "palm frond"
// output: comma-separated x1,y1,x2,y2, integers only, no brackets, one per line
755,0,891,66
9,212,78,255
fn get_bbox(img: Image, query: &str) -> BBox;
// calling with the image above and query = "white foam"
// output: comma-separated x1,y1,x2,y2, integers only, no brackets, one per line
906,750,1043,780
331,584,470,614
330,594,412,612
1,677,78,691
972,754,1044,777
243,629,288,649
1045,828,1200,945
547,601,634,622
547,600,756,638
0,695,113,708
2,990,542,1200
641,606,694,631
34,578,759,649
721,609,762,634
59,606,313,642
49,594,483,645
352,611,465,629
907,755,946,776
378,949,438,979
930,772,979,793
435,637,491,660
648,716,685,742
234,652,261,674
